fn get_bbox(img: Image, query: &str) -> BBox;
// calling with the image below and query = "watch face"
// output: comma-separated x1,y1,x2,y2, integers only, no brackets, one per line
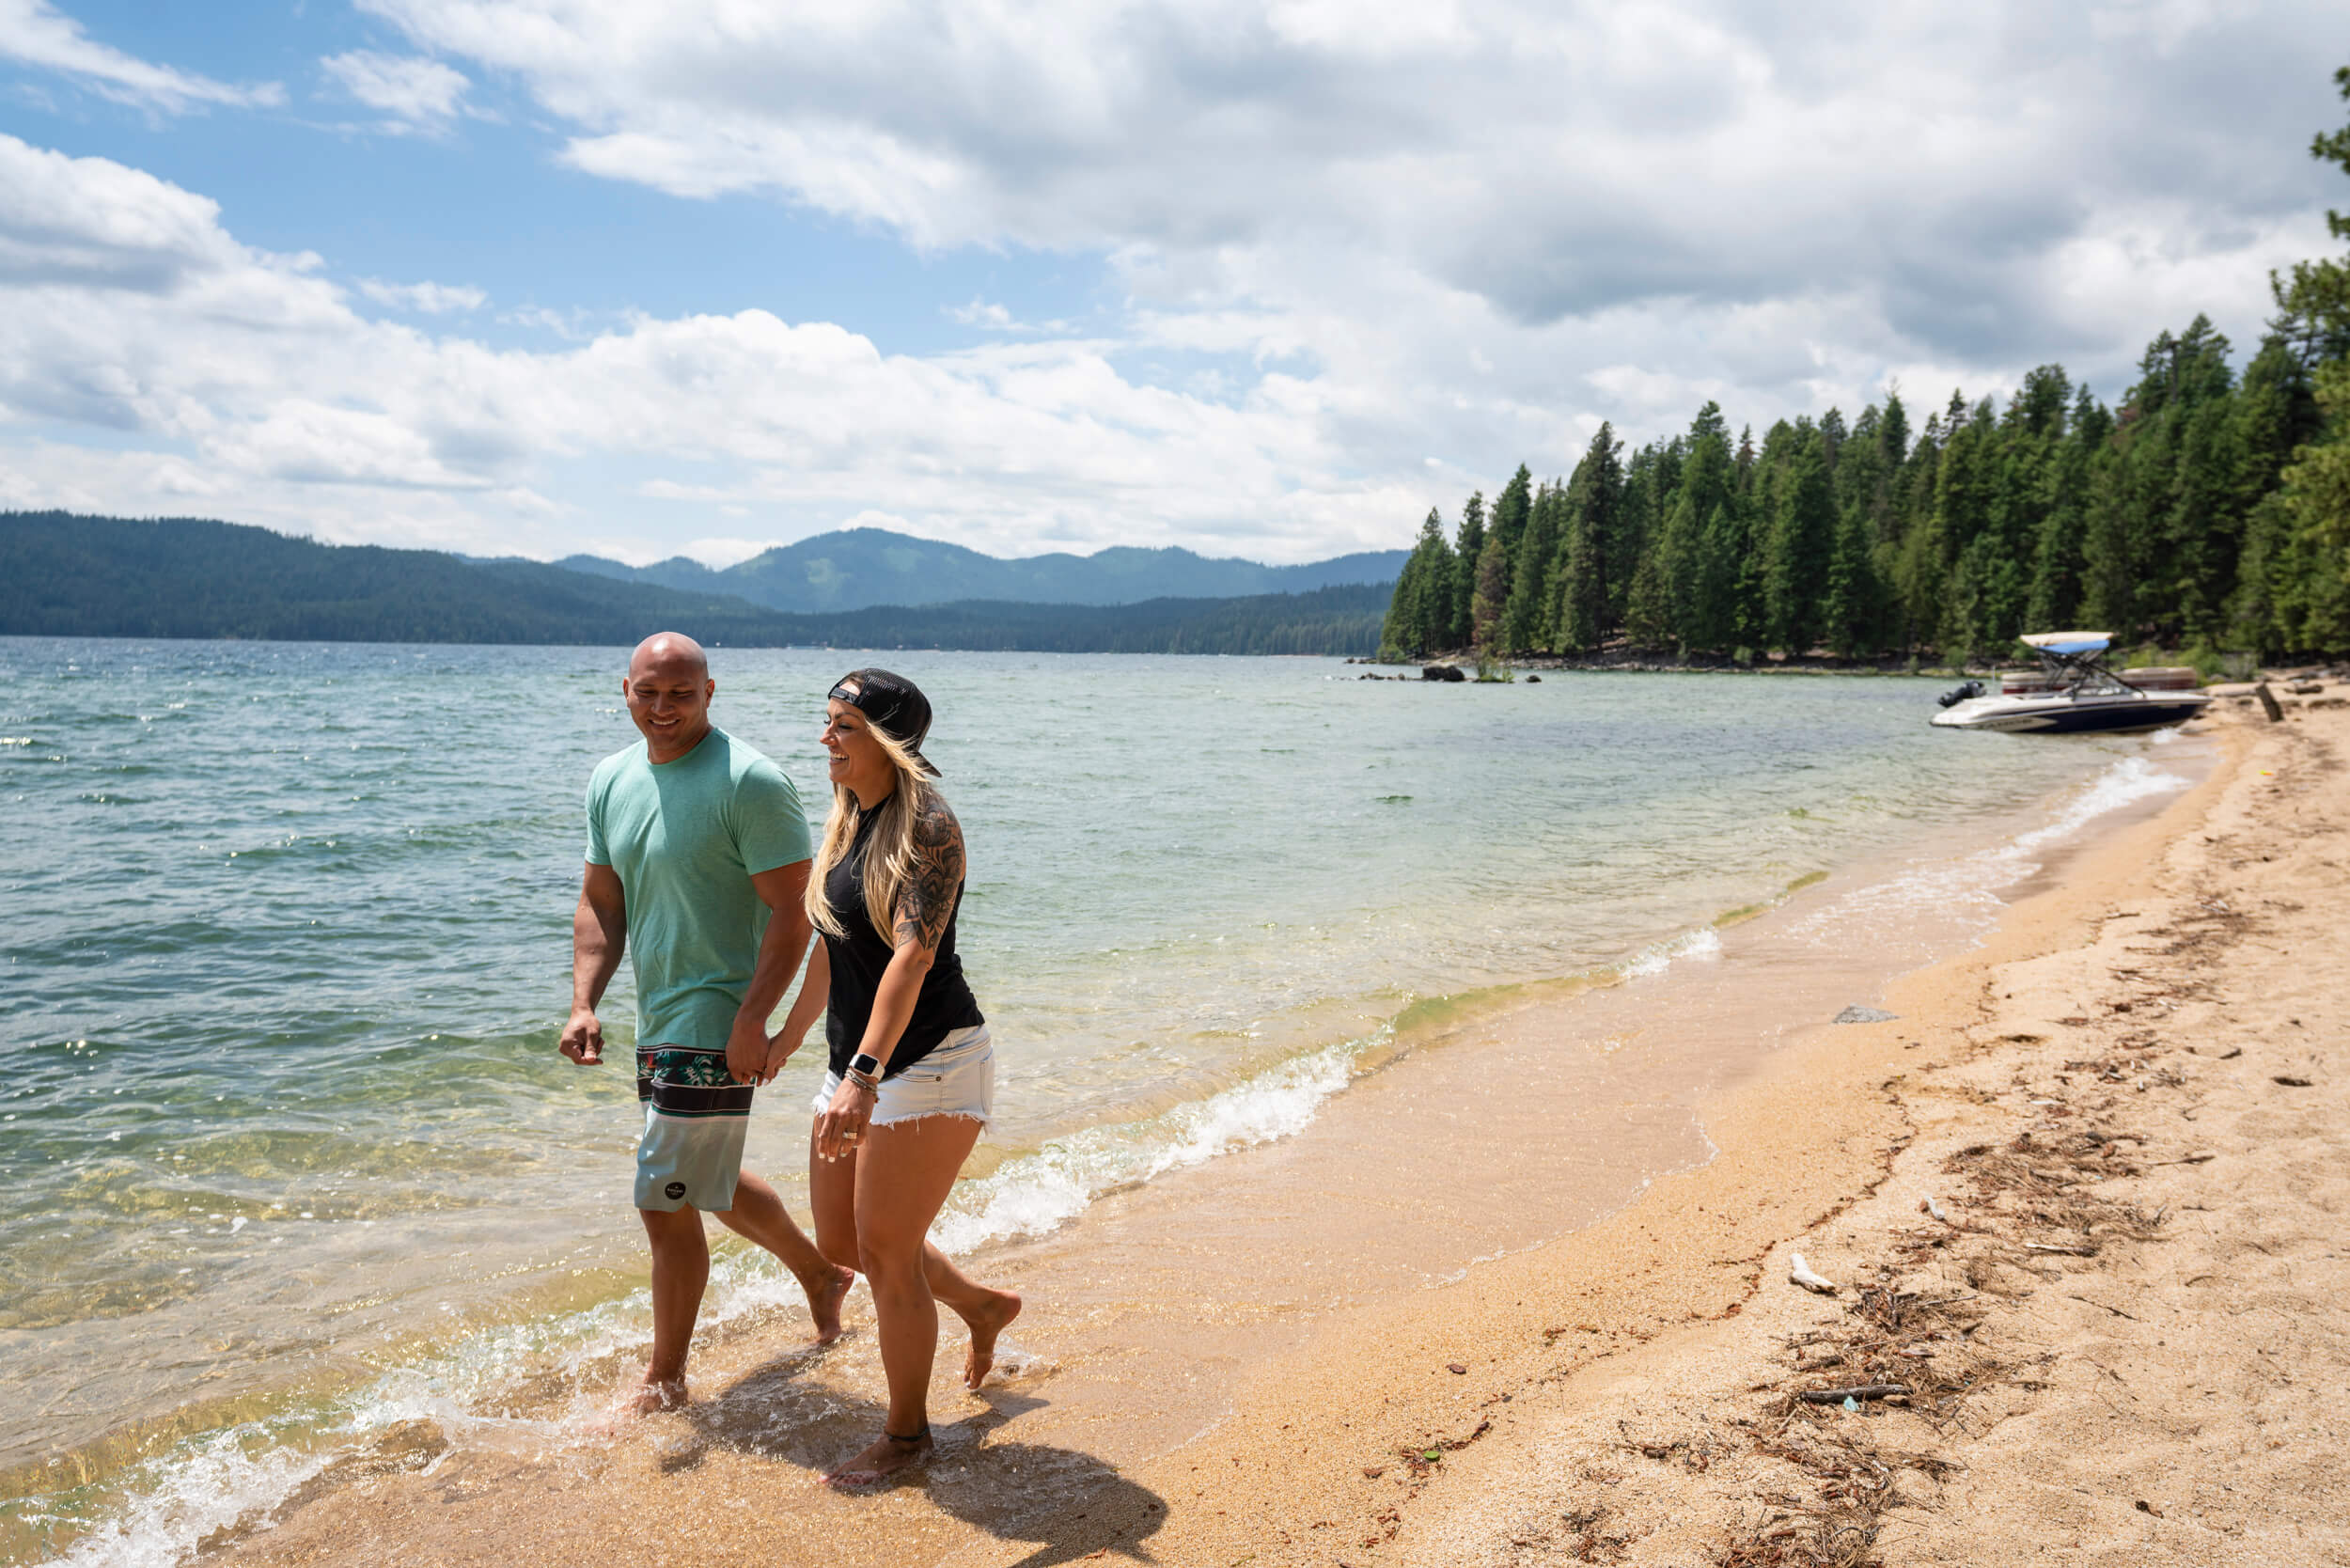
850,1054,882,1076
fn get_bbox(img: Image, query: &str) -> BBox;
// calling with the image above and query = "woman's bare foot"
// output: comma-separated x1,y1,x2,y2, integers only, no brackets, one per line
822,1426,932,1487
806,1263,856,1344
957,1288,1022,1389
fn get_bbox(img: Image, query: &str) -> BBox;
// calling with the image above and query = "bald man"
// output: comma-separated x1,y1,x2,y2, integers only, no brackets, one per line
560,632,854,1413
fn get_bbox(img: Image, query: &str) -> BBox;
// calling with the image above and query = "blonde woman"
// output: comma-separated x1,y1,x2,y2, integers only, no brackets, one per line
765,668,1021,1486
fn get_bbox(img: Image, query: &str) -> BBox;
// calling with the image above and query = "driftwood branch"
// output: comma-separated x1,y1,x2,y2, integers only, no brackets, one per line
1797,1384,1909,1404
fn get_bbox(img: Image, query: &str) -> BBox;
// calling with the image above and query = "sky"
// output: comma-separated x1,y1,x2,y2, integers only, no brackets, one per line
0,2,2342,568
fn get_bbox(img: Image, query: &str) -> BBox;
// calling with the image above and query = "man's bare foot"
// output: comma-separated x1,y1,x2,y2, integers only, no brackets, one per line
590,1372,687,1430
822,1426,931,1487
806,1263,856,1344
957,1288,1022,1389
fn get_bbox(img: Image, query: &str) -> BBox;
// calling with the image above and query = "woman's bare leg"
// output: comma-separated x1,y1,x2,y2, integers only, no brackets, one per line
824,1116,1015,1485
921,1240,1022,1389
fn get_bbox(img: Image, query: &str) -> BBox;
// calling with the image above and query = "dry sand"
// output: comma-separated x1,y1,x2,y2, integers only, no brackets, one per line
204,693,2350,1568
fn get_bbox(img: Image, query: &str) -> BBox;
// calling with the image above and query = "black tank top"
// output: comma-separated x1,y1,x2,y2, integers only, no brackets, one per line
823,799,984,1078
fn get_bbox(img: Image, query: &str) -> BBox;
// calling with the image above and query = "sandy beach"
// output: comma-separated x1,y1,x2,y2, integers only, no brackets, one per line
191,691,2347,1568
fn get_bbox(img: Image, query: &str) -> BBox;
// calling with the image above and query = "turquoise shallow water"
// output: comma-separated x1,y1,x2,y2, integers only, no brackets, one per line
0,637,2150,1561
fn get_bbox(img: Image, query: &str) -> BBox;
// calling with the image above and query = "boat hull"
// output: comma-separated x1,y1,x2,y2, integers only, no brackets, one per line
1931,692,2211,733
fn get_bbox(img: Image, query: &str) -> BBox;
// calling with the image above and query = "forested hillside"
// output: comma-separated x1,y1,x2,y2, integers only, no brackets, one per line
1382,69,2350,666
0,513,1381,654
560,526,1405,613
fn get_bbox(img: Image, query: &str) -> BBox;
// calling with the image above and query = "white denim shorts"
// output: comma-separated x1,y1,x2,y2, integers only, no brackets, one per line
812,1025,994,1128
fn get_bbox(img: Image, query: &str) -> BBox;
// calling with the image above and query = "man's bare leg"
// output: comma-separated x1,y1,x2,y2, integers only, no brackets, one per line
713,1169,856,1342
631,1204,709,1414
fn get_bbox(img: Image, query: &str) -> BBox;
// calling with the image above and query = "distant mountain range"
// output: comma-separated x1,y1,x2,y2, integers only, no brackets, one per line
547,526,1406,613
1,512,1390,655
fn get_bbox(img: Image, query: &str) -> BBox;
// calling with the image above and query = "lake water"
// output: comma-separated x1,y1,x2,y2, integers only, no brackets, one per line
0,638,2170,1564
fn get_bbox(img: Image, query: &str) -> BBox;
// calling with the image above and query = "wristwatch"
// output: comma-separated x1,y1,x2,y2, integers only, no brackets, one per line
849,1052,884,1080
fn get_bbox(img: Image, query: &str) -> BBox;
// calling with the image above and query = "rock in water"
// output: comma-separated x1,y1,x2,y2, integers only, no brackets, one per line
1834,1005,1898,1025
1421,665,1466,682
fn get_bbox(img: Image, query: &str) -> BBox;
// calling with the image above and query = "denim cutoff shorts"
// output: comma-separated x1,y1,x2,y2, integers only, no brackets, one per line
812,1025,994,1128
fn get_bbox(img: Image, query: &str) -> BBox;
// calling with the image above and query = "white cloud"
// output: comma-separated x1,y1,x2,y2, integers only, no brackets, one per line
948,299,1013,329
947,297,1076,334
682,534,781,567
358,277,487,313
354,0,2340,407
0,0,281,112
0,133,1413,561
7,0,2348,565
320,49,470,130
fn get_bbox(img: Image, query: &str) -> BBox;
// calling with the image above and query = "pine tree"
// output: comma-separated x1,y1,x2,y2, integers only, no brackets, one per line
1504,481,1567,651
1552,423,1625,651
1471,531,1511,651
1448,492,1486,651
1490,465,1534,563
1762,427,1836,651
2262,67,2350,652
1379,509,1454,656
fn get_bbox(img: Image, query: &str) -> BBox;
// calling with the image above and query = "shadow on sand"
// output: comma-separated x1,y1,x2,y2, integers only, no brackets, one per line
662,1348,1167,1566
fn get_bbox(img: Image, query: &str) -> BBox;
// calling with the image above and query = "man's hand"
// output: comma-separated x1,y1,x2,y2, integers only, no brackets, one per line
560,1007,605,1066
725,1013,768,1086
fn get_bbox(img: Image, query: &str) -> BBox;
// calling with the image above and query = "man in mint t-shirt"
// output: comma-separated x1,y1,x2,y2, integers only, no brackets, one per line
559,631,854,1415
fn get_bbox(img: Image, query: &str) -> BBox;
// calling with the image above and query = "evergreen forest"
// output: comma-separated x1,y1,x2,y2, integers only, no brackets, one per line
1380,68,2350,667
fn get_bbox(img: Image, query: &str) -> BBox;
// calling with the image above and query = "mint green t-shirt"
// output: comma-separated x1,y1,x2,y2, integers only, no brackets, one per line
585,728,813,1054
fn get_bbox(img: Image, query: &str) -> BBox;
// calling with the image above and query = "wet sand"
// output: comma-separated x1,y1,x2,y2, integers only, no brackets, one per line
192,705,2311,1568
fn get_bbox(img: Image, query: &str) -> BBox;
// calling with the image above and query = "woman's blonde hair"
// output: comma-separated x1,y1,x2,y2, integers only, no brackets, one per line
804,713,942,940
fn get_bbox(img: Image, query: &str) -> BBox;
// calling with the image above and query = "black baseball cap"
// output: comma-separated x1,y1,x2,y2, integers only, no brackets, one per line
826,668,940,776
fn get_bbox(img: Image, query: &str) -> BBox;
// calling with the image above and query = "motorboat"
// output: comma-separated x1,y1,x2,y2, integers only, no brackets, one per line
1931,633,2211,733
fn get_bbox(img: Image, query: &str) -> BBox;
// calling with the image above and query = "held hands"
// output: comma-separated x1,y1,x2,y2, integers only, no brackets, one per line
559,1008,604,1066
725,1014,771,1086
814,1075,877,1163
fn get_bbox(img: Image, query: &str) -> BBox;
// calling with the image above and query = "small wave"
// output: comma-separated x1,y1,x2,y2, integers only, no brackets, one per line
32,1427,338,1568
1786,754,2187,940
1619,926,1722,979
930,1033,1373,1255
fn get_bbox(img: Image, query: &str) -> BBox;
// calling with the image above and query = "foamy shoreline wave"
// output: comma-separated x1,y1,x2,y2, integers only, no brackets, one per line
19,749,2184,1568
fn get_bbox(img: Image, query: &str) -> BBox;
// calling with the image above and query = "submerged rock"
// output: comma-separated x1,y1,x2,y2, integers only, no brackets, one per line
1422,664,1466,682
1834,1005,1899,1025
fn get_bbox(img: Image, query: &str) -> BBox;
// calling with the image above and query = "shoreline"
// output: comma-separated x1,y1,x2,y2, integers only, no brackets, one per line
54,717,2232,1567
1104,696,2345,1566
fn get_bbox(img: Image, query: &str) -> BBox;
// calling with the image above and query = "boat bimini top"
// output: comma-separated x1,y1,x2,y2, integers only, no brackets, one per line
2017,631,2113,657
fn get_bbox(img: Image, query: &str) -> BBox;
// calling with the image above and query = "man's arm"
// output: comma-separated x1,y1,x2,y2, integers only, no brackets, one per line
561,862,627,1065
727,861,813,1085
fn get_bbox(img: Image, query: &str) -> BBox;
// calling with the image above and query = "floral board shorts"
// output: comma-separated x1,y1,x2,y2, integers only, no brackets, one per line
810,1025,994,1129
634,1043,753,1213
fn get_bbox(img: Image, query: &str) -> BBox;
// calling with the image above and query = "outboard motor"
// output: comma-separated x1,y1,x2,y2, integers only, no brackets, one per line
1937,680,1987,709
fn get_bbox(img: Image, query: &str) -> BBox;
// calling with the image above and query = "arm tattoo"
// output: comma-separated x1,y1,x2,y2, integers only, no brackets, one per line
894,797,965,952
